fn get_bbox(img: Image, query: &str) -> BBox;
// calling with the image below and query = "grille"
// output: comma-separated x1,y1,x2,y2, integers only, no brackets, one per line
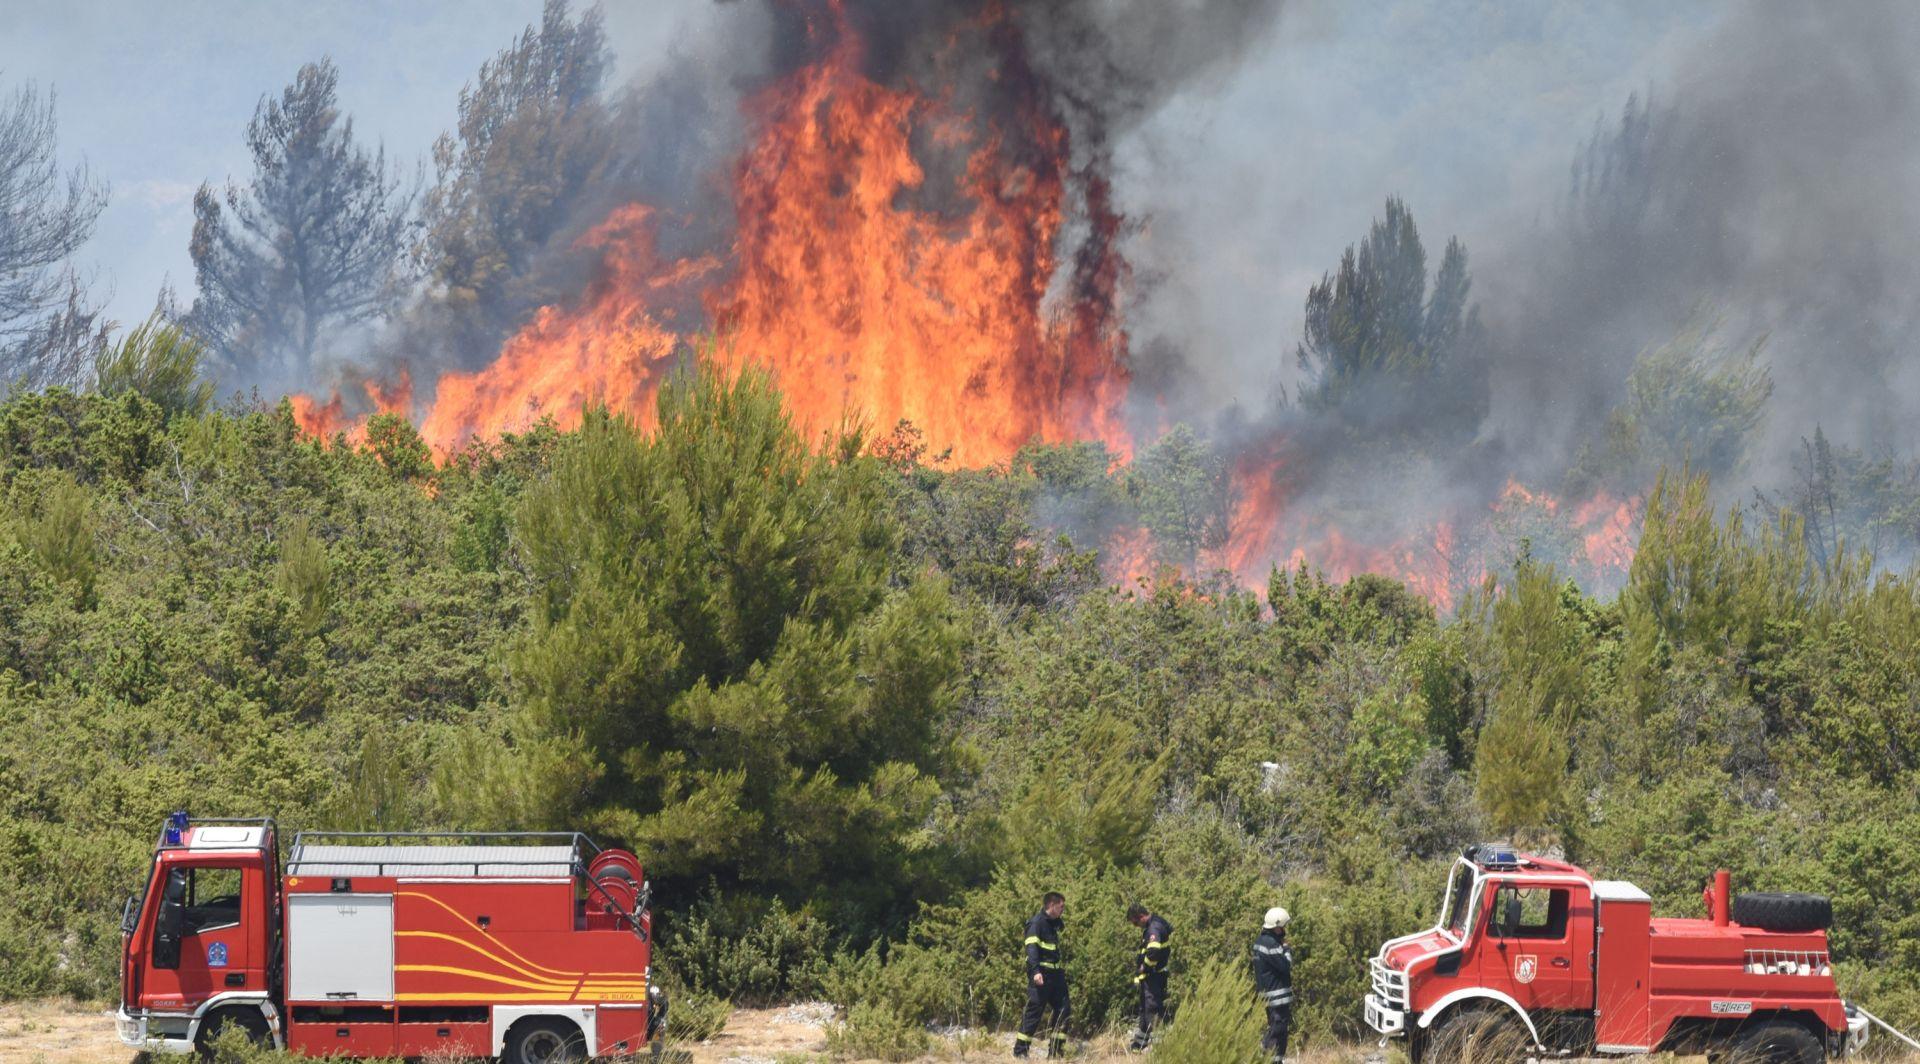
1370,957,1409,1007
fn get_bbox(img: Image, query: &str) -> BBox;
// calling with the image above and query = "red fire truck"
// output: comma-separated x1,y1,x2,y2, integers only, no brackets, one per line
117,813,665,1060
1364,845,1873,1062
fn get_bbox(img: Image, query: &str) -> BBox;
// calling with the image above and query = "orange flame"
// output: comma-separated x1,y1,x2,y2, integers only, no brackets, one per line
396,4,1130,465
1100,525,1158,588
290,370,413,444
1573,490,1640,575
283,7,1645,609
419,207,712,451
1209,441,1642,609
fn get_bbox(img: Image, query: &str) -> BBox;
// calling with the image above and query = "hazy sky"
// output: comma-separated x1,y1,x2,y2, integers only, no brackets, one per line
2,0,1709,345
0,1,722,327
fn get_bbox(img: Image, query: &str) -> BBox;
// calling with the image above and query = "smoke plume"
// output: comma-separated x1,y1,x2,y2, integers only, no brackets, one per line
287,0,1920,598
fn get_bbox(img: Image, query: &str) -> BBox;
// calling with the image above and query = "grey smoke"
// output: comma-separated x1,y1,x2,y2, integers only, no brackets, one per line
461,0,1920,578
1479,0,1920,490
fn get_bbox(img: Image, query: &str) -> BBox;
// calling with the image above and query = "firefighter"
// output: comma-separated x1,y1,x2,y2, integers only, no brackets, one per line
1252,906,1293,1063
1015,892,1070,1058
1126,903,1172,1050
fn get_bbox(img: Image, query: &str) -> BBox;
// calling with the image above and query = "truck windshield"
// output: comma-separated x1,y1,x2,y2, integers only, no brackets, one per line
1442,864,1476,937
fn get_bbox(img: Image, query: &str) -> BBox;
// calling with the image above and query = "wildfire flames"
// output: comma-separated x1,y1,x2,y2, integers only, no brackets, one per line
291,4,1643,604
290,369,413,444
385,5,1129,469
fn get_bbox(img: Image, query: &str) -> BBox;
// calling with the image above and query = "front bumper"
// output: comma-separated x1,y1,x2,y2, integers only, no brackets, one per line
1365,993,1407,1037
115,1008,195,1055
1366,956,1410,1038
1846,1009,1871,1055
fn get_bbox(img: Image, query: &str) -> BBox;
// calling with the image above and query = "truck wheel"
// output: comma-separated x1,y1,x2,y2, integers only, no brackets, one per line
1727,1019,1823,1064
194,1008,270,1059
1425,1008,1529,1062
504,1018,587,1064
1732,892,1832,932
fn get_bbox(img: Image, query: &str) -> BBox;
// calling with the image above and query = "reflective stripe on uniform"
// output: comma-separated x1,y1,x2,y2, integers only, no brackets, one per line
1260,989,1294,1004
1015,1033,1033,1043
1253,944,1288,956
1025,937,1059,950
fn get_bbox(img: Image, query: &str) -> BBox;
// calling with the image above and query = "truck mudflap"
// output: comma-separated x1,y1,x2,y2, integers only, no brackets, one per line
1365,993,1406,1037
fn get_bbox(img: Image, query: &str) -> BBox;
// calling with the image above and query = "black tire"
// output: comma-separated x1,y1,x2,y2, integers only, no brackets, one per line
194,1007,271,1059
1733,892,1833,933
504,1018,588,1064
1727,1019,1824,1064
1423,1007,1531,1063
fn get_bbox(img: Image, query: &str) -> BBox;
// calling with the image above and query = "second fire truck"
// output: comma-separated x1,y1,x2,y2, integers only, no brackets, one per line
1365,845,1871,1063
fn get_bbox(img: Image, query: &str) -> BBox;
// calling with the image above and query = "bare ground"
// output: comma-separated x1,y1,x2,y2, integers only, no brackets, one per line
0,1000,1352,1064
5,999,1912,1064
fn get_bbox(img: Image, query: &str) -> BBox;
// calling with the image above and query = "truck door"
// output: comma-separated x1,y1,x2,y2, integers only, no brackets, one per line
1486,882,1594,1019
142,863,263,1006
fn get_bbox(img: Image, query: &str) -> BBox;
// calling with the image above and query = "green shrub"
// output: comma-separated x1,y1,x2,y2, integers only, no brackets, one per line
825,1000,930,1061
91,313,215,419
1150,955,1263,1064
13,469,97,606
665,989,733,1044
274,514,332,630
365,413,433,479
656,890,832,1004
1280,848,1446,1042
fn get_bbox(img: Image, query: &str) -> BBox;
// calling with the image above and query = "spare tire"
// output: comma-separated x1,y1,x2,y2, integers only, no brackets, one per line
1732,892,1832,932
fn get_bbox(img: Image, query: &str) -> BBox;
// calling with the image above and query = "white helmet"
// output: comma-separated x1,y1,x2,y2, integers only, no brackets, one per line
1263,906,1290,930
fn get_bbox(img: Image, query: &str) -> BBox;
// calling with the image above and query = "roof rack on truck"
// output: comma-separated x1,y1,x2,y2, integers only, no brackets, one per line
285,829,604,878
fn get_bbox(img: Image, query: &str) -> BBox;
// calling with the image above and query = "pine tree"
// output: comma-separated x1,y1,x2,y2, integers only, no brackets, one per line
188,59,413,383
442,362,967,931
0,82,108,388
1474,558,1584,837
1295,197,1487,447
415,0,612,352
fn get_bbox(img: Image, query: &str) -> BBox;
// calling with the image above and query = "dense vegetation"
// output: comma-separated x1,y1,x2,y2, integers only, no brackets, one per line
1,360,1918,1047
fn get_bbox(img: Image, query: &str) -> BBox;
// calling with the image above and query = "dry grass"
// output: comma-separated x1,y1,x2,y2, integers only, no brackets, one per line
7,999,1917,1064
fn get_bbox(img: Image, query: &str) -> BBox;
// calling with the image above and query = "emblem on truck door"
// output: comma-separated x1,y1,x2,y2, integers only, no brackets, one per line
1514,955,1538,984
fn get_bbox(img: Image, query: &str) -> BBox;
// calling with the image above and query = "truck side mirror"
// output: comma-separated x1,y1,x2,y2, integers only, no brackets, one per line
152,870,187,970
1500,894,1522,939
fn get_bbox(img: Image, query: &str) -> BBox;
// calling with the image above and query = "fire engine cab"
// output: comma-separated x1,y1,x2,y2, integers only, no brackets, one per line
117,813,665,1060
1365,845,1871,1063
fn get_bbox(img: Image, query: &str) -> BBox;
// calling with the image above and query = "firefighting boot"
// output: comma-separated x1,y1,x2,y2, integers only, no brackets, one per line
1129,1026,1151,1052
1013,1032,1031,1057
1047,1032,1067,1058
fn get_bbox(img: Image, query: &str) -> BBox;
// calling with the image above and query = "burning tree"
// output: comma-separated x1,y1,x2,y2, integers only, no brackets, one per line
415,0,614,357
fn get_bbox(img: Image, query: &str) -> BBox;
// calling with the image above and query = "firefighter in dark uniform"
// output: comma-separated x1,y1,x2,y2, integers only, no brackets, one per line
1252,906,1294,1063
1126,903,1172,1050
1015,892,1070,1058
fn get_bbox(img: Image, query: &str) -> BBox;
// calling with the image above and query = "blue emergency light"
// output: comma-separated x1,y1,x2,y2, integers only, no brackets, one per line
1467,842,1520,869
164,811,190,846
